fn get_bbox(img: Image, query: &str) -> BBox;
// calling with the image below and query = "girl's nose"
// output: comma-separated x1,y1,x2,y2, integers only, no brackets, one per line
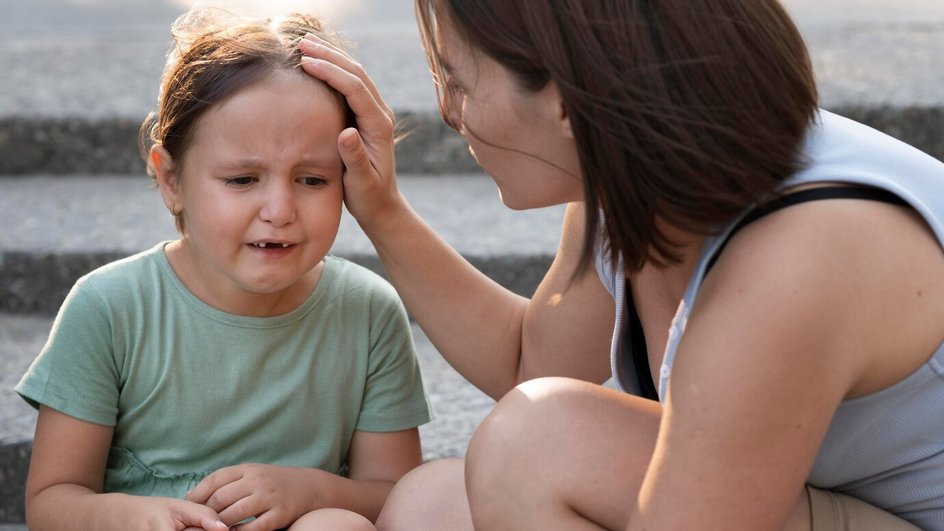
259,184,297,227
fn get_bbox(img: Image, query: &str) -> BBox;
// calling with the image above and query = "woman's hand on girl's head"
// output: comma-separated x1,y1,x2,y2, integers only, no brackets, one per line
298,35,405,232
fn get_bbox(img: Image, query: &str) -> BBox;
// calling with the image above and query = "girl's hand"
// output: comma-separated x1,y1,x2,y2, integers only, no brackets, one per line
186,464,324,530
128,495,228,531
298,35,405,231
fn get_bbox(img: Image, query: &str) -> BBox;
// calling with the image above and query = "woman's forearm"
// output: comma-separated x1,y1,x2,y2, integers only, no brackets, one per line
362,196,530,399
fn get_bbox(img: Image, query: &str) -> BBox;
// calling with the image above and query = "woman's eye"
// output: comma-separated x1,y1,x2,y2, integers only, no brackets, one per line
436,73,463,95
225,176,255,187
445,79,464,95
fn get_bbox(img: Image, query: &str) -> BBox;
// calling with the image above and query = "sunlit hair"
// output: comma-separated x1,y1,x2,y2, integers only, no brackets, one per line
416,0,818,274
139,7,352,232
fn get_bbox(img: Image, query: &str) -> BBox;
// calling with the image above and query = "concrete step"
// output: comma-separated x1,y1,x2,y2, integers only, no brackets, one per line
1,1,943,176
1,105,941,177
0,174,565,314
0,314,495,524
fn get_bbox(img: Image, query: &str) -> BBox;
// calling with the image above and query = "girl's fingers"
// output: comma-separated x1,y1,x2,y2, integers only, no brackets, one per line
298,35,395,121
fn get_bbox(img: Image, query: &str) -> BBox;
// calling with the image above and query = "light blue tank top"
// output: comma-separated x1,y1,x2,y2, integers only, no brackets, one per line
596,110,944,529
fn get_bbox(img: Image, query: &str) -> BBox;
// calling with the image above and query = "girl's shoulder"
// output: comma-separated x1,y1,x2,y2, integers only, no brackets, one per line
319,255,405,308
68,242,173,307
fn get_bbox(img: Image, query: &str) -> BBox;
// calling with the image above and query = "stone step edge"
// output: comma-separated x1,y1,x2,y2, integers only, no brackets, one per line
0,250,554,315
0,105,942,176
0,442,28,524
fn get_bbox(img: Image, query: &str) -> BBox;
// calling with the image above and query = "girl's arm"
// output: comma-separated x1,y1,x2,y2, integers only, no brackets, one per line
186,428,421,527
299,39,614,399
629,200,944,529
26,406,226,531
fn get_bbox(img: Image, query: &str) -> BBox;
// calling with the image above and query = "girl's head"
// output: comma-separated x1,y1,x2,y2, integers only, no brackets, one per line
140,9,353,314
416,0,818,272
140,8,352,233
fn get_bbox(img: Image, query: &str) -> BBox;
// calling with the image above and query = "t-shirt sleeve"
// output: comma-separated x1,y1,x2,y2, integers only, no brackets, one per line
355,290,434,432
15,278,121,426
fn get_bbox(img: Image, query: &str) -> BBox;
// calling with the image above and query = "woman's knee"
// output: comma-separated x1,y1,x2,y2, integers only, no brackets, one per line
467,377,608,466
465,378,590,486
465,377,660,528
376,458,472,531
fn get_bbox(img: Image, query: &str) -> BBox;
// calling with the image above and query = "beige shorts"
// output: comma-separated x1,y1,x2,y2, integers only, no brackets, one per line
806,486,921,531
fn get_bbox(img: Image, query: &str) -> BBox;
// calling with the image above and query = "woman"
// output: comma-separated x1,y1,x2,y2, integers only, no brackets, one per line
298,0,944,529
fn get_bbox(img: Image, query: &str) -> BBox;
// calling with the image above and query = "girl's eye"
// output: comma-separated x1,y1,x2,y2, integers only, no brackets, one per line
299,176,326,187
225,176,255,187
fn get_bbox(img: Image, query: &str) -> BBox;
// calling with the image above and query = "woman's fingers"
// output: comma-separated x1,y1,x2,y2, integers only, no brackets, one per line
300,55,396,158
298,35,395,121
297,33,403,228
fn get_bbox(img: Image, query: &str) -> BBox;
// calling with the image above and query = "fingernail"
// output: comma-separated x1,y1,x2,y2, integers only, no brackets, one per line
340,129,359,150
301,56,323,66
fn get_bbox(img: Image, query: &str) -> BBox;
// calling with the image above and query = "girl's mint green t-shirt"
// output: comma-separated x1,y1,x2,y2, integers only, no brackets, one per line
16,243,433,497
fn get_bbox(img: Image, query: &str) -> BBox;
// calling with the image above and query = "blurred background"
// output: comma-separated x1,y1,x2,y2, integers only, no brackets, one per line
1,0,943,117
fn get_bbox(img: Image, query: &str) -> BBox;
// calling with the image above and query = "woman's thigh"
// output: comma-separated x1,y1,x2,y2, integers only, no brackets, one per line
805,487,921,531
465,376,662,530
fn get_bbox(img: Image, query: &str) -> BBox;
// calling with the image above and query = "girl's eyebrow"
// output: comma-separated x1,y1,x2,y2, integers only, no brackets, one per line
217,155,339,171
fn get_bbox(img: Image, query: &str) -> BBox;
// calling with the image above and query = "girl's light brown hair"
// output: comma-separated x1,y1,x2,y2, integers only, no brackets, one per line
416,0,818,273
139,8,352,232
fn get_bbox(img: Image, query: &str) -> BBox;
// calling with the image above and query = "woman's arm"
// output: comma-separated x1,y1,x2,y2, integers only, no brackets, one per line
300,39,614,399
26,406,226,531
629,199,944,530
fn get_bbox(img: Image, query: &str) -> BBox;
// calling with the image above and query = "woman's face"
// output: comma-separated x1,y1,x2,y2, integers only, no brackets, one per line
433,11,584,210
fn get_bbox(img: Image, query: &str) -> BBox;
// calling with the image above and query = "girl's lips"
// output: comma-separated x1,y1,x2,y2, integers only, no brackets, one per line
250,242,293,249
247,242,297,257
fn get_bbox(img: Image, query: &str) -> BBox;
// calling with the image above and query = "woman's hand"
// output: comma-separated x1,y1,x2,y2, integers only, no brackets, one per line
186,463,327,530
298,35,405,231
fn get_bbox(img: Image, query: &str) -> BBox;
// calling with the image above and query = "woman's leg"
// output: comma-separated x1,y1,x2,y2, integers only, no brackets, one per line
376,458,473,531
465,377,661,530
379,376,820,530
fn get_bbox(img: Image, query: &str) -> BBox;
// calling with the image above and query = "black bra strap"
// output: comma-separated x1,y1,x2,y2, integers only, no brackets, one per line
705,186,908,275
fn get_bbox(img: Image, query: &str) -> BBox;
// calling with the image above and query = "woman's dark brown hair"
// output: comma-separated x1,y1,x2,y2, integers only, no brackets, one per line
416,0,818,273
139,8,351,232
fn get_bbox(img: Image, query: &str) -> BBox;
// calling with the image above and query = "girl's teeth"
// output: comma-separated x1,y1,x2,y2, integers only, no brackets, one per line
254,243,290,248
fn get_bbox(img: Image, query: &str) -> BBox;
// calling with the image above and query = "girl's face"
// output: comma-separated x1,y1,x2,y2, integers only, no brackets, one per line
434,11,584,210
156,70,345,316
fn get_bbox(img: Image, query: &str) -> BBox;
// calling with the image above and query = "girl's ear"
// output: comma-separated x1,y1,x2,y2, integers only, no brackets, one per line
150,145,182,212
